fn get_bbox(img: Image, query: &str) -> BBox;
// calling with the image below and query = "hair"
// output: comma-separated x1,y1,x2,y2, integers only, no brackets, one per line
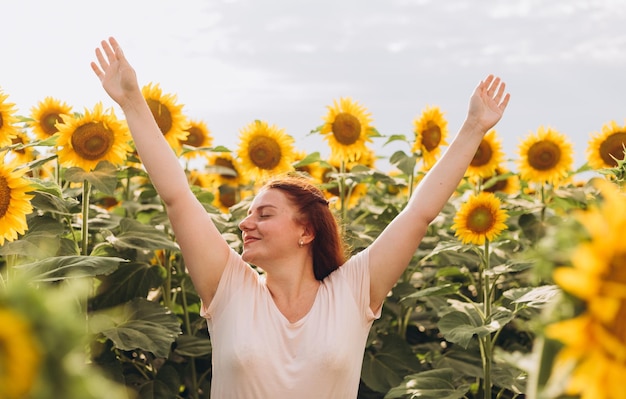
264,175,346,280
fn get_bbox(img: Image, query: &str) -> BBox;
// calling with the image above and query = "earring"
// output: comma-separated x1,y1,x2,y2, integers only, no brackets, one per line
298,239,304,248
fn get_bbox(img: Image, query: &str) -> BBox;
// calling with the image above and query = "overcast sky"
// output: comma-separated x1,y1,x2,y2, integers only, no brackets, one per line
3,0,625,170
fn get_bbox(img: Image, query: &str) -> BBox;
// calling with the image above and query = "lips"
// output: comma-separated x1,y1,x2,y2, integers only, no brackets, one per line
243,236,260,245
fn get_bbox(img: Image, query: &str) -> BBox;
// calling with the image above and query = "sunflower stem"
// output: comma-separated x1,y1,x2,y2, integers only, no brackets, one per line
481,239,493,399
81,179,91,256
339,161,347,228
178,259,200,399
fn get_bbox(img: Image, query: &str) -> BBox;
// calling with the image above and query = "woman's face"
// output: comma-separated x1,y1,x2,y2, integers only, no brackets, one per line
238,188,306,267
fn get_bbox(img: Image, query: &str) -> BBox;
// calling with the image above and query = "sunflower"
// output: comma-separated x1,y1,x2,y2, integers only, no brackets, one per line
586,120,626,170
0,308,41,399
205,152,247,187
6,131,37,165
28,96,73,140
546,180,626,399
412,105,449,168
320,97,374,163
0,89,20,148
0,157,34,245
142,82,190,153
517,126,574,185
452,191,508,246
180,118,213,160
56,102,132,171
466,129,505,179
237,120,295,183
480,167,520,195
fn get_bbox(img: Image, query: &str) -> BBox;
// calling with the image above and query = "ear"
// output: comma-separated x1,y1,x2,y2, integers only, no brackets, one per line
300,224,315,245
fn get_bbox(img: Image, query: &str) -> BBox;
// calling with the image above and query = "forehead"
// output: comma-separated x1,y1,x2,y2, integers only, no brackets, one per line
249,188,292,211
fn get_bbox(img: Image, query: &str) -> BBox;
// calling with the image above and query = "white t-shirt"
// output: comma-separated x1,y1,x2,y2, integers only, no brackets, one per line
201,247,380,399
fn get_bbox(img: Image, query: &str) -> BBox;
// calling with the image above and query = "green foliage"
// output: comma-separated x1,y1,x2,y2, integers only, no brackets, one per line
0,148,606,398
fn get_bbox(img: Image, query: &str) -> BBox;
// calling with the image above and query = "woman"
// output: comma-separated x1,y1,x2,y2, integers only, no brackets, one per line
91,37,510,398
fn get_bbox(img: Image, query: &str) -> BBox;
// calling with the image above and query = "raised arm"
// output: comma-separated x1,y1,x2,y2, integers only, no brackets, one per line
91,37,231,306
368,75,510,310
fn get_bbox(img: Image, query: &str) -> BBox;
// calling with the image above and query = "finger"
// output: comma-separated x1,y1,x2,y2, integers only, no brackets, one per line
499,93,511,110
101,39,116,65
487,76,501,96
493,81,506,104
95,47,109,72
109,37,126,61
482,74,495,91
90,61,103,80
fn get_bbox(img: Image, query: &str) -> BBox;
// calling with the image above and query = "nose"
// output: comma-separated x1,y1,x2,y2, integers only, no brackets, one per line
238,214,252,231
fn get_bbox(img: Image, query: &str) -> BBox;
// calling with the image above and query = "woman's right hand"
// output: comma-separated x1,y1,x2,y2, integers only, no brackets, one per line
91,37,142,109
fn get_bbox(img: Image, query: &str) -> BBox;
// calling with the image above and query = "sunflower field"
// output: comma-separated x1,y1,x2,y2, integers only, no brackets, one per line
1,84,625,399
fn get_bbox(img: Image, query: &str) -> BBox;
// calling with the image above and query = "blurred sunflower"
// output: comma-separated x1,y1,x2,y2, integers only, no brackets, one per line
0,308,41,399
142,82,189,153
180,118,213,160
466,129,505,179
546,179,626,399
412,105,449,168
28,96,73,140
205,152,247,187
320,97,374,163
480,167,520,195
237,120,295,183
517,126,574,185
0,89,20,148
0,157,34,245
586,120,626,170
56,103,132,171
8,131,37,164
452,191,508,246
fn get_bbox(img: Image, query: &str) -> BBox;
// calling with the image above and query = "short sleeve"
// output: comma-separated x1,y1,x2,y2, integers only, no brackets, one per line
200,247,257,320
330,247,381,322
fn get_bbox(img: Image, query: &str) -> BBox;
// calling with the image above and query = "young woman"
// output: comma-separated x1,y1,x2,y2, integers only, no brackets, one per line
91,37,510,398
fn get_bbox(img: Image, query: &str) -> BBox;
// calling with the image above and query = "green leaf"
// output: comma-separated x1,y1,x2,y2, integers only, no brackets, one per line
505,285,559,308
400,284,462,307
438,301,514,349
90,263,166,309
30,189,79,215
361,334,422,393
64,161,120,195
15,255,126,282
89,298,181,358
384,368,470,399
389,150,418,176
106,218,179,251
174,334,212,357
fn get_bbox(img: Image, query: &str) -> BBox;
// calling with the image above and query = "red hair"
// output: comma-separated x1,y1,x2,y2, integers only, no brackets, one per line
265,176,346,280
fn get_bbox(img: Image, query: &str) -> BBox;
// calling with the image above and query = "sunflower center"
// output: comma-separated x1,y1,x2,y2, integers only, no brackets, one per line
70,122,114,160
218,184,238,208
466,206,495,234
248,136,282,170
421,121,442,151
332,113,361,145
11,137,25,155
600,132,626,167
183,126,203,147
471,139,493,167
0,113,4,129
146,99,173,135
0,176,10,218
42,112,64,136
527,140,561,171
215,158,237,180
